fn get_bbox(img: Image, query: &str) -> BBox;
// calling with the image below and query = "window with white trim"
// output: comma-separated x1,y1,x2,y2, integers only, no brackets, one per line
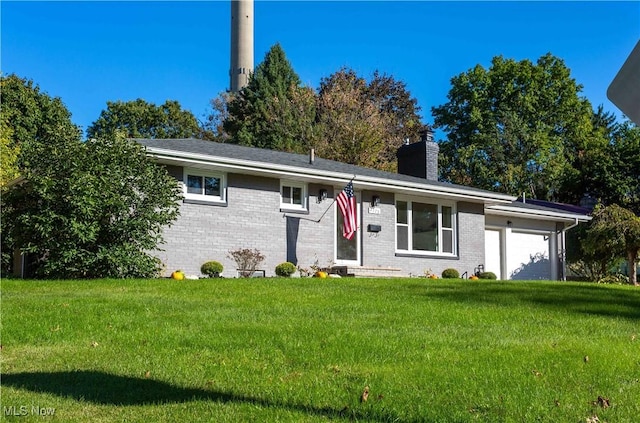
280,180,307,211
183,169,226,203
396,198,456,255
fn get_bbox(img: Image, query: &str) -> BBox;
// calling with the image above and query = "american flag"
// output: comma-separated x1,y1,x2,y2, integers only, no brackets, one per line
336,181,357,240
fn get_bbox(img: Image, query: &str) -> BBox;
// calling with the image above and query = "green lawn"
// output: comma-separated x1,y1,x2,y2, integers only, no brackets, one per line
2,278,639,422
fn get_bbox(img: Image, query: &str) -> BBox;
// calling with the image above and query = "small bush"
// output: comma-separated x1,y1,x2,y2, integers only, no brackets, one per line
441,268,460,279
478,271,497,280
201,261,223,278
275,262,297,277
228,248,265,278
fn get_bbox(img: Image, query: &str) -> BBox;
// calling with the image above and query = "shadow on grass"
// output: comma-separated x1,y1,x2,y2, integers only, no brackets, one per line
2,370,416,422
409,281,640,320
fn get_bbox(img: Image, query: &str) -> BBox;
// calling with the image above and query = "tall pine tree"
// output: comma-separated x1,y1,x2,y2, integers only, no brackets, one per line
224,43,317,153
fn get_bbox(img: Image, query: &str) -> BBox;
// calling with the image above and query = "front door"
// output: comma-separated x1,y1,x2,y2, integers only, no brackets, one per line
335,191,361,265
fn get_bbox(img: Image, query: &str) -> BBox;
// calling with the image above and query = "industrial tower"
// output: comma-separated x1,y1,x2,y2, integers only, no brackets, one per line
230,0,254,92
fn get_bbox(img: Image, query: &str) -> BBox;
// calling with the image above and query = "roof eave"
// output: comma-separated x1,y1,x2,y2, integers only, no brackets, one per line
486,204,592,222
145,147,516,205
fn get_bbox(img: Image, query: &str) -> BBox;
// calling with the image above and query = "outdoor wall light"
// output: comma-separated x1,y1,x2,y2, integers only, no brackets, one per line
371,195,381,207
318,188,328,202
507,220,513,227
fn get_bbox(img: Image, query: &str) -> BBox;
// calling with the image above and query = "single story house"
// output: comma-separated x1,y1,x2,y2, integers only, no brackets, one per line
135,136,591,280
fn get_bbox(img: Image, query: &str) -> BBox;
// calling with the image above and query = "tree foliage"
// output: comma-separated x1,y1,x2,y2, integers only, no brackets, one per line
583,204,640,285
610,120,640,214
560,107,640,213
366,70,422,168
201,92,233,142
0,115,19,188
2,132,182,279
87,99,202,140
0,73,81,168
224,43,316,152
315,68,388,168
564,115,640,280
315,68,422,171
432,54,593,200
219,45,422,170
1,74,82,272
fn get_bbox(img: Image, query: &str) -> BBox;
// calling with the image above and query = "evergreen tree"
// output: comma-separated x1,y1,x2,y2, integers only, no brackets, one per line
223,43,317,152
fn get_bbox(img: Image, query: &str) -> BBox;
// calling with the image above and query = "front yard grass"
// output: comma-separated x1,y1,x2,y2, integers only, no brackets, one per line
2,278,639,422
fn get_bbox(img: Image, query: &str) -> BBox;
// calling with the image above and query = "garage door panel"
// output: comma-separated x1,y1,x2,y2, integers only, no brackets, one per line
508,232,550,280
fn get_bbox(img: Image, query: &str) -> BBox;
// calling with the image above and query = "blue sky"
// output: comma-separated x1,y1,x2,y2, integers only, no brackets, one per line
2,1,639,138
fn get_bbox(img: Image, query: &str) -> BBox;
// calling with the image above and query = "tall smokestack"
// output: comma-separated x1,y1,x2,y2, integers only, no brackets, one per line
230,0,254,92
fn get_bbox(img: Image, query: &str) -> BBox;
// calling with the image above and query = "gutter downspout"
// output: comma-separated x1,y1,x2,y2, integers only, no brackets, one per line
561,218,580,281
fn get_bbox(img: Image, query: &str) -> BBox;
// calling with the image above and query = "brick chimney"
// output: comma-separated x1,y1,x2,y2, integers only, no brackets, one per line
396,126,439,181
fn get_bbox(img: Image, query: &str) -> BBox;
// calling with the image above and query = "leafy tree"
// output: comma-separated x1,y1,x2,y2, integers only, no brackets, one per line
87,99,201,140
315,68,388,168
0,73,81,165
315,68,423,171
567,224,618,282
611,120,640,214
224,43,316,152
201,92,233,142
220,45,422,169
559,106,618,206
561,110,640,214
0,115,19,188
432,54,593,200
583,204,640,285
1,74,81,273
564,107,635,201
366,70,422,169
2,132,182,278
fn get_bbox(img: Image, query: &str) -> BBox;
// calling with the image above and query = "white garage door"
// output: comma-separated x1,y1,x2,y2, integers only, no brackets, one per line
484,229,502,279
507,231,551,280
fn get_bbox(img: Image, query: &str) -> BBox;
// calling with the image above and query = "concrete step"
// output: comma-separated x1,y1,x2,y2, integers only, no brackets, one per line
330,265,407,278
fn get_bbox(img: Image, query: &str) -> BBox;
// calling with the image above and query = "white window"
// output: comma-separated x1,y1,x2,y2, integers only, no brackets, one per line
396,198,456,255
183,169,226,203
280,180,307,211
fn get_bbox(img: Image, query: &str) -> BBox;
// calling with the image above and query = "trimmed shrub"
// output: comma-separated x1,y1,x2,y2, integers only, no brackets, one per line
478,271,497,280
441,268,460,279
201,261,223,278
275,262,297,277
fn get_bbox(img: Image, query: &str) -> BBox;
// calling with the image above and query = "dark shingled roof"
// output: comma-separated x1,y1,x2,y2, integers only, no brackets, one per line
513,198,592,215
134,137,508,197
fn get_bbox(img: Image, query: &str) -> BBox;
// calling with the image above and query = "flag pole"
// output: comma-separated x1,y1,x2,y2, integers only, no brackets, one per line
312,175,356,223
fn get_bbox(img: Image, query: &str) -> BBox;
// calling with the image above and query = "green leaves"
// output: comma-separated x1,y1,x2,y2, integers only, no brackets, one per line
87,99,202,140
583,204,640,285
225,43,315,153
433,54,593,200
2,132,181,278
221,45,422,171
